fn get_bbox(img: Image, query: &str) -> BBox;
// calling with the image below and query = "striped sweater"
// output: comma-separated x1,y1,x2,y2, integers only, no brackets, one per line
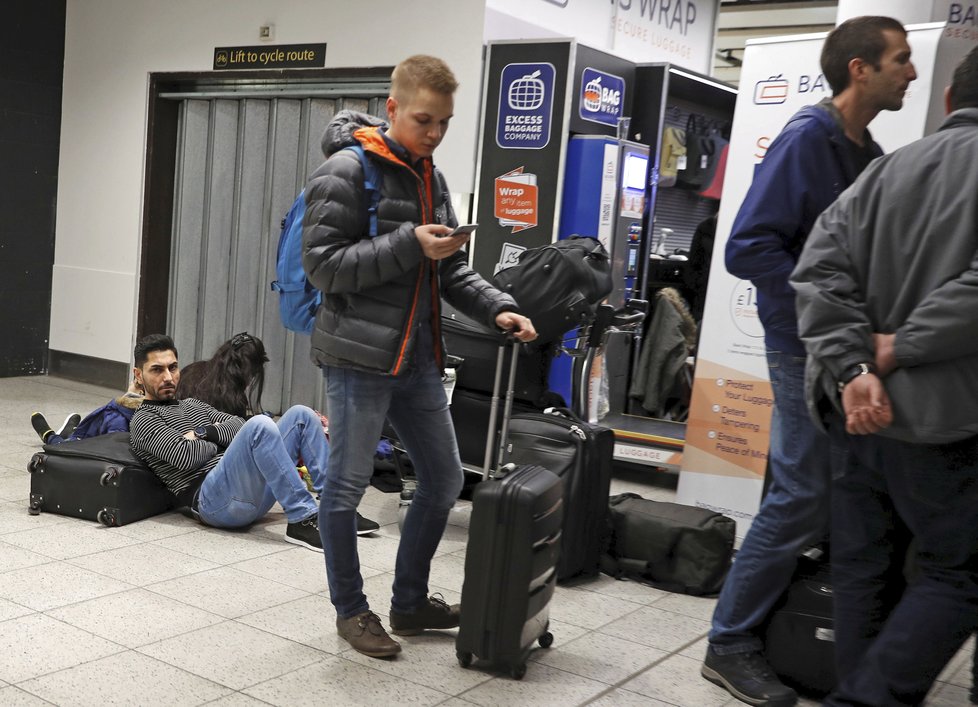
129,398,244,505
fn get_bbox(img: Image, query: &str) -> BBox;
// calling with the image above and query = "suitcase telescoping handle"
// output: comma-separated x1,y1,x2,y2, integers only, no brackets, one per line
482,337,522,481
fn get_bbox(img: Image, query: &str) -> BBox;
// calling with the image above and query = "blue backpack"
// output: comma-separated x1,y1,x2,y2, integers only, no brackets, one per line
271,144,382,334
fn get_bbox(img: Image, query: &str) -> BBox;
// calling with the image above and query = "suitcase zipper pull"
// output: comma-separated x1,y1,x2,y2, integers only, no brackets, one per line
569,425,587,441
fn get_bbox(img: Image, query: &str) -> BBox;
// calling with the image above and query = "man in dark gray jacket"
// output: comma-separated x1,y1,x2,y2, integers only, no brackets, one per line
302,55,536,658
791,46,978,706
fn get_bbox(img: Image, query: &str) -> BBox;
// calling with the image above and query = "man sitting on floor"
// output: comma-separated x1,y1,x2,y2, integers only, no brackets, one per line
129,333,326,550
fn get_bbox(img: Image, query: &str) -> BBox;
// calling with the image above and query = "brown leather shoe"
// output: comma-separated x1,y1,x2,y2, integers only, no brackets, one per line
336,611,401,658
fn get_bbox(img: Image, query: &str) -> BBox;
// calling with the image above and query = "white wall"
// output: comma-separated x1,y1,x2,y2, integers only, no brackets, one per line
53,0,486,363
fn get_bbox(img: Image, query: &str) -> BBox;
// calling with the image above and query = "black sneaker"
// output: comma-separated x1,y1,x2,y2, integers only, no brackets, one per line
58,413,82,439
357,512,380,536
285,514,323,551
31,412,53,443
388,593,460,636
701,647,797,707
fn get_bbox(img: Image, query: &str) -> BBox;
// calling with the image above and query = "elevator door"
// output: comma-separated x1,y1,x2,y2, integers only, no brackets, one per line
167,94,387,414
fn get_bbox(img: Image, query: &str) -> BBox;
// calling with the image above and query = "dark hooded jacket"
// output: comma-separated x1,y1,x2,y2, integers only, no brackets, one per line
301,111,518,375
725,100,883,355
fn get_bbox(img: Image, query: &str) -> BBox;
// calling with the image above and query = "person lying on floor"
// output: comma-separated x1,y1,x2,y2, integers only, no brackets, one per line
31,379,145,445
129,333,327,551
175,331,380,536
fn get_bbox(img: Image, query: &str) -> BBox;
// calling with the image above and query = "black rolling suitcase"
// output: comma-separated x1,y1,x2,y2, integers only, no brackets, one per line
504,407,614,582
763,548,837,695
456,339,564,680
27,432,177,527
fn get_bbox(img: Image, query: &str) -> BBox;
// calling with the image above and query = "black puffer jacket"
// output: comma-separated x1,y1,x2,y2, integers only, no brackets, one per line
302,111,518,375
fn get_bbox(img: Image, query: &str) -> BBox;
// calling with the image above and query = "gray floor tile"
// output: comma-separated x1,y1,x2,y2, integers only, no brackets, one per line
532,630,667,685
427,553,467,594
17,651,232,706
203,693,275,706
47,587,225,647
0,474,31,503
549,584,645,631
138,620,326,691
146,566,308,619
0,685,55,706
153,527,294,565
110,511,201,541
575,572,670,606
650,591,719,623
0,501,73,535
0,613,123,683
0,597,34,623
0,560,133,611
0,540,53,573
599,605,710,653
928,681,973,706
66,541,219,586
0,518,142,561
352,533,403,574
235,594,345,654
343,630,492,694
231,545,329,594
588,688,677,706
621,652,732,706
243,655,450,706
458,662,608,705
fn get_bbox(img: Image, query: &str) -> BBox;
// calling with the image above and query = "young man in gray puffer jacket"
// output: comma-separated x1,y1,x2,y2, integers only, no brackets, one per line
302,54,537,658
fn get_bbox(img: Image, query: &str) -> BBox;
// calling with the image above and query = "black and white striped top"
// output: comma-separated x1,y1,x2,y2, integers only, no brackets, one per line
129,398,244,505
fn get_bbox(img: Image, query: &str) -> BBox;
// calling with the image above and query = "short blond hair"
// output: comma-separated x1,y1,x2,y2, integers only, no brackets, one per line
391,55,459,101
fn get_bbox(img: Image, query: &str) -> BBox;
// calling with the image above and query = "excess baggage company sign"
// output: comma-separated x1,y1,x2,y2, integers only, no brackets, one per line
496,62,556,149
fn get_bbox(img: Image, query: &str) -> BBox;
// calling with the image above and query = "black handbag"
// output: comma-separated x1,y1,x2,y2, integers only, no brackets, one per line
601,492,735,595
492,235,613,346
676,114,717,190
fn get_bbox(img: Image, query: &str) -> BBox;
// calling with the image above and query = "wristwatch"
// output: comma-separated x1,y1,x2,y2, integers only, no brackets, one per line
837,362,876,392
193,425,209,440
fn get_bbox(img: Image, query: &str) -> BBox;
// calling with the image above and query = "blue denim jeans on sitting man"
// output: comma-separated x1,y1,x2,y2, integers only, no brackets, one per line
825,422,978,706
320,331,464,620
709,350,831,654
197,406,325,527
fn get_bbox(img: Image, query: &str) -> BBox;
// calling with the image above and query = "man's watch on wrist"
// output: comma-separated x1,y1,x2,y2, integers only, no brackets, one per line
193,425,209,441
837,362,876,392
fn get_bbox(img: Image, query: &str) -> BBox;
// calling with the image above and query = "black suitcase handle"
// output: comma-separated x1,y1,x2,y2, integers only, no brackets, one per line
482,338,523,481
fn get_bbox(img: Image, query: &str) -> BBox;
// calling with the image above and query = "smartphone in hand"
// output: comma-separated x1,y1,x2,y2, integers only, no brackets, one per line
445,223,478,237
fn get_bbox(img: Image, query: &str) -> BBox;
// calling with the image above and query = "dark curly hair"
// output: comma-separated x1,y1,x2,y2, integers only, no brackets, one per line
177,333,268,418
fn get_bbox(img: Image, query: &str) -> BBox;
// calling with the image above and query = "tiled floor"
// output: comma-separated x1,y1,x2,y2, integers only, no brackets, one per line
0,374,973,706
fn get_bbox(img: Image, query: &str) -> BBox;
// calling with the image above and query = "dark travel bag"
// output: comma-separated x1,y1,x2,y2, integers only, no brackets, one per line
456,339,563,680
28,432,177,527
449,387,536,469
763,549,837,695
601,492,735,595
442,301,552,405
504,407,614,582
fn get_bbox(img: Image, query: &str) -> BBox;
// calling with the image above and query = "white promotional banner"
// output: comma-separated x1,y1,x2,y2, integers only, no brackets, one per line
836,0,964,25
484,0,719,74
676,23,973,539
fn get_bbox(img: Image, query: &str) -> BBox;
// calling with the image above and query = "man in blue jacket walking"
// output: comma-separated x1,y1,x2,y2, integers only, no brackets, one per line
702,16,916,706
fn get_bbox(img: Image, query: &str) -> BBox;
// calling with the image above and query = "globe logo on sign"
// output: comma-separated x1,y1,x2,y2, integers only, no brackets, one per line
508,70,546,111
583,76,602,112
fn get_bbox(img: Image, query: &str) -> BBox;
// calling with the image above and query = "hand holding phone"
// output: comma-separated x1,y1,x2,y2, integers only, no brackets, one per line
445,223,478,238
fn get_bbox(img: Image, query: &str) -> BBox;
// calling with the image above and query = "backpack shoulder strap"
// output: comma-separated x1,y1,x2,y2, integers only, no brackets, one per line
343,144,382,237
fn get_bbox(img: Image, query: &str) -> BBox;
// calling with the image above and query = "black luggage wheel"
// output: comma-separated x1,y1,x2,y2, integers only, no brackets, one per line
28,496,42,516
457,652,472,669
99,467,120,487
97,509,116,527
510,663,527,680
538,631,554,648
27,453,44,474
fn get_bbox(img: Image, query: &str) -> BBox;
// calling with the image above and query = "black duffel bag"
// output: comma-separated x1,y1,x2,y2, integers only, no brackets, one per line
492,235,612,346
601,492,735,596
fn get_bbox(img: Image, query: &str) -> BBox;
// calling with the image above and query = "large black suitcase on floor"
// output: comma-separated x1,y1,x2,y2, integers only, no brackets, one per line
456,340,564,680
763,550,837,695
505,408,614,582
27,432,177,526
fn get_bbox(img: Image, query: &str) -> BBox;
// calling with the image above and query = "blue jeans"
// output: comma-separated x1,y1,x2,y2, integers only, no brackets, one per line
708,351,831,653
320,357,464,619
197,406,324,527
825,425,978,706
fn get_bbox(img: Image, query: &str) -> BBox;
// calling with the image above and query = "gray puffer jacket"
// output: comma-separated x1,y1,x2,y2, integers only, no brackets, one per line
302,111,518,375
